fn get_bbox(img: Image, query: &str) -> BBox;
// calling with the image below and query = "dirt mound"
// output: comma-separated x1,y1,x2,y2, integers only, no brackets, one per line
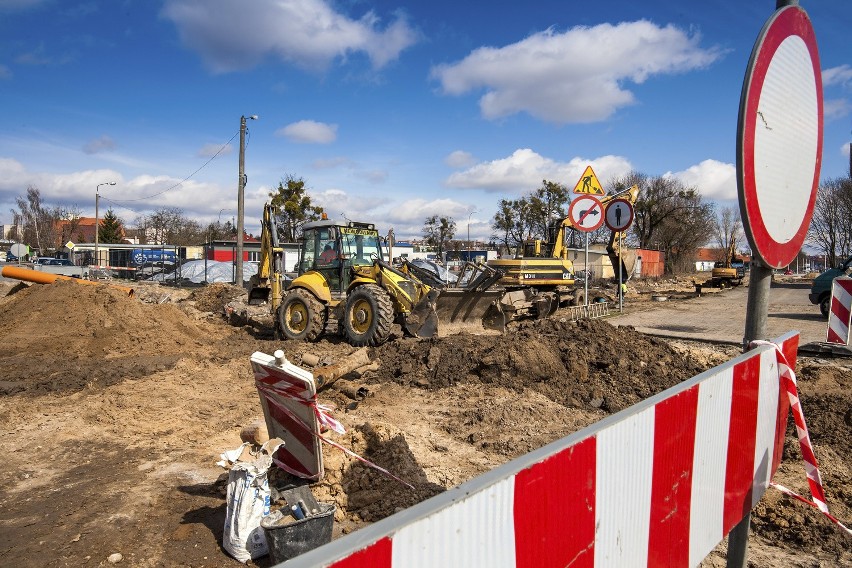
0,280,227,394
189,282,246,313
370,317,704,412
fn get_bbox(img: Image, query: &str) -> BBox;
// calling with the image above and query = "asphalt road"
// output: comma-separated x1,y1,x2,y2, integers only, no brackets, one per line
608,281,848,355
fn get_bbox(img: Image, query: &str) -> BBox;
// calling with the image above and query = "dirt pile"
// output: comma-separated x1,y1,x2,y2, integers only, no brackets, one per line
0,280,227,394
369,317,705,412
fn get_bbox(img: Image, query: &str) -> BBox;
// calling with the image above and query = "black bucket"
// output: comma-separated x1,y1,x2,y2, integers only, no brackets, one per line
261,503,335,563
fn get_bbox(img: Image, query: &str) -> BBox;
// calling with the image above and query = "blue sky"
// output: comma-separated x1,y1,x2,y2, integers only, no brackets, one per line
0,0,849,243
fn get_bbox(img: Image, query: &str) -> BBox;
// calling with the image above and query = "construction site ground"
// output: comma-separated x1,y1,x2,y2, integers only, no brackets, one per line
0,273,848,567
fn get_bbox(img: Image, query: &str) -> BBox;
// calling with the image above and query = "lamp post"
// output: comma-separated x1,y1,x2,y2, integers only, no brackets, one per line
467,209,477,253
236,114,258,286
95,181,116,268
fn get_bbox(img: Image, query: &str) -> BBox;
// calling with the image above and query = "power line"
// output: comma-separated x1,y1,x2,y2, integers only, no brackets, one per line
109,130,239,203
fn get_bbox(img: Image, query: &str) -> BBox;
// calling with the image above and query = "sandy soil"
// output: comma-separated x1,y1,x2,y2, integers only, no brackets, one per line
0,277,848,567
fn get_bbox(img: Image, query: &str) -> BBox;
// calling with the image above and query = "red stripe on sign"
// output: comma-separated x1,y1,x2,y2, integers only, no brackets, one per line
513,436,597,568
330,537,392,568
772,337,798,477
723,355,761,534
648,385,699,568
266,394,317,451
830,295,850,324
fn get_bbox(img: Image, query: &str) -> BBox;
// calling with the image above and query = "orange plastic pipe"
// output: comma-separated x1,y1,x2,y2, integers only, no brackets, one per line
1,266,135,297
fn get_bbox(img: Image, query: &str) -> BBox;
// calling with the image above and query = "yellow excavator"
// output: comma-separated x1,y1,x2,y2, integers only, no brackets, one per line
248,205,502,346
486,185,640,318
708,237,744,288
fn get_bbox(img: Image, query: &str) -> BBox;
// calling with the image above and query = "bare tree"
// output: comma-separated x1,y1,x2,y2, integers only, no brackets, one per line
490,179,567,254
136,207,204,246
422,215,456,258
617,173,715,273
491,197,534,253
715,206,743,263
808,176,852,267
10,186,61,254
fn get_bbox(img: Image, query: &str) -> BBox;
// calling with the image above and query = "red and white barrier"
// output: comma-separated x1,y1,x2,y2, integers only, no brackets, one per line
278,333,811,567
826,276,852,345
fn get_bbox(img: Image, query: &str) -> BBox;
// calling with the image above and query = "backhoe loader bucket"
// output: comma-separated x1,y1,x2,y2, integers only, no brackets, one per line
434,288,506,333
248,286,271,305
403,288,440,339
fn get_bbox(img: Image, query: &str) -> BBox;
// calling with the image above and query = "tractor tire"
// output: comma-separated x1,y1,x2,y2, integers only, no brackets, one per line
343,284,394,347
277,288,326,341
820,294,830,319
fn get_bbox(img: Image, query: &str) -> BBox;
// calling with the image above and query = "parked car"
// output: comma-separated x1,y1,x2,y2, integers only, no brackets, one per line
809,256,852,318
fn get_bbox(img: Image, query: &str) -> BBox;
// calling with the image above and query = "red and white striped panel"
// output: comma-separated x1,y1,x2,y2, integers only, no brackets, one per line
251,351,324,480
278,334,799,568
826,276,852,345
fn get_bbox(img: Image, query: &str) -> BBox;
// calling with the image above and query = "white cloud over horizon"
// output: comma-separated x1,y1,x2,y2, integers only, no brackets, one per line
277,120,338,144
161,0,419,73
664,159,737,201
431,20,724,124
445,149,633,194
823,64,852,88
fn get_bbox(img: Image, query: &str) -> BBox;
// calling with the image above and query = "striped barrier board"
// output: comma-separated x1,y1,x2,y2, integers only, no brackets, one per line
278,332,799,568
252,351,324,480
565,302,609,321
826,276,852,346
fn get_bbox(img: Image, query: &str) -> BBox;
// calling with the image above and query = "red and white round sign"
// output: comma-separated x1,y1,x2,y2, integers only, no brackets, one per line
568,195,605,233
737,5,823,269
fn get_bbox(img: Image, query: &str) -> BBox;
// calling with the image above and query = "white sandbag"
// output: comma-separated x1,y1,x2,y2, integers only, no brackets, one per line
219,439,283,563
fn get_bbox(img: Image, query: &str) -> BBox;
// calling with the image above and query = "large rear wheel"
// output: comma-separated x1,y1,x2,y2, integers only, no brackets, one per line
343,284,394,346
277,288,326,341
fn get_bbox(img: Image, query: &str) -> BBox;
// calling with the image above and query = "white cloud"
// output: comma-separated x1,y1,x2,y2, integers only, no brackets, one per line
0,64,10,79
161,0,418,73
197,142,233,158
445,150,476,169
277,120,338,144
445,148,632,194
823,64,852,88
664,159,736,201
82,135,116,155
824,98,851,121
431,21,723,124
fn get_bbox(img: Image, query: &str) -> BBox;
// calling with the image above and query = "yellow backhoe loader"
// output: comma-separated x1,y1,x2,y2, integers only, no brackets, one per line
248,205,499,346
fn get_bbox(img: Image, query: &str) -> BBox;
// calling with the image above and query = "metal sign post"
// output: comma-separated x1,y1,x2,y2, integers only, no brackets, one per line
584,232,589,307
604,198,634,314
568,194,604,308
731,1,822,567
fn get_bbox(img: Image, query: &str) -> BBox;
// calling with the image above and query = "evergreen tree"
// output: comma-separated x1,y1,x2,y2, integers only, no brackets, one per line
99,209,125,244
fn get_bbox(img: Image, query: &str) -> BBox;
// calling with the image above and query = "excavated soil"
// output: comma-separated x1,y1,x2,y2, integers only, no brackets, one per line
0,278,849,567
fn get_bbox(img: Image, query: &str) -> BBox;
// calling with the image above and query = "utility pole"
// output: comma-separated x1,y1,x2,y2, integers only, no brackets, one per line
95,181,115,268
236,114,258,286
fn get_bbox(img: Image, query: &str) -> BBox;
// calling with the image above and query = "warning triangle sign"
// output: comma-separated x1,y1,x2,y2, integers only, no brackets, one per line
572,165,605,195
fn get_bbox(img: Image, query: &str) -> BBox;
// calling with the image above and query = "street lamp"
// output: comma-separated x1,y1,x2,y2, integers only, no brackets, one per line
467,209,477,252
95,181,116,268
236,114,258,286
